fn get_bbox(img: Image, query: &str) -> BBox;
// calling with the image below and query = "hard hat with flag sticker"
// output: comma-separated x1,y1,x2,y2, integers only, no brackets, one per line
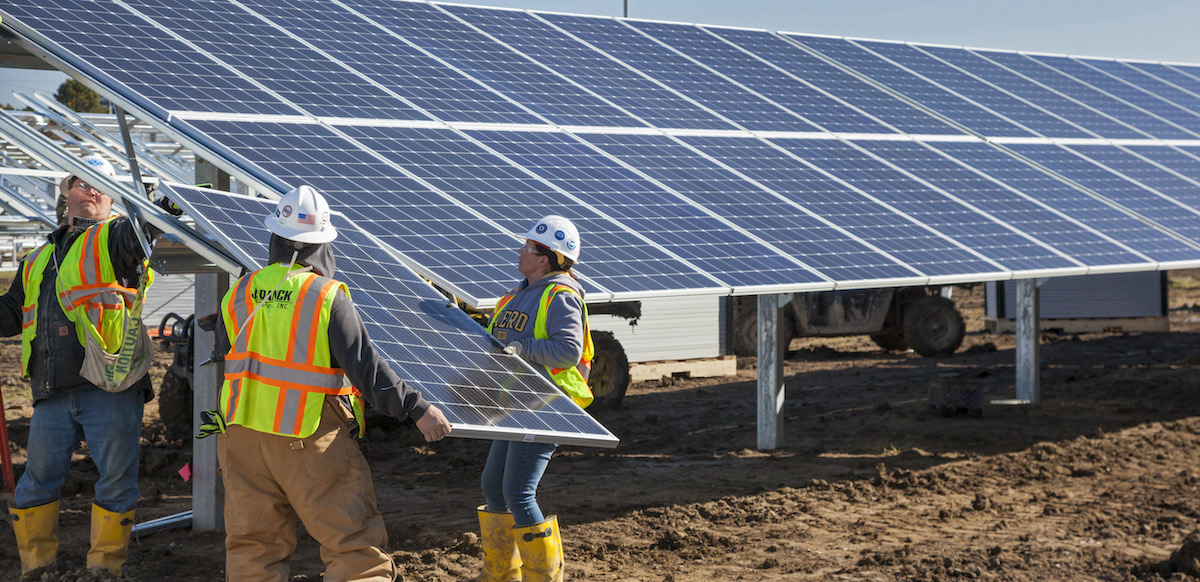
265,185,337,244
526,215,580,263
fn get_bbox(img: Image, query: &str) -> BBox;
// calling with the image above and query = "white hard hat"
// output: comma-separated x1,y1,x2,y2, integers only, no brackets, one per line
526,215,580,263
80,153,116,179
265,185,337,244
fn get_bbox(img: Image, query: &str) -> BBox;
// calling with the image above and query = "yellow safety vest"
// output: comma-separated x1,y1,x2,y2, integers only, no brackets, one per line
20,220,154,378
220,264,365,438
490,284,594,409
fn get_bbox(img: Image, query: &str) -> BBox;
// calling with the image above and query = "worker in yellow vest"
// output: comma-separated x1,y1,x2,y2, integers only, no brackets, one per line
1,153,177,576
211,185,451,582
473,215,593,582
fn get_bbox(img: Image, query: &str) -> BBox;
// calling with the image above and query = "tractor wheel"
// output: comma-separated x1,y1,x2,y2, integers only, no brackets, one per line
869,332,908,352
902,295,965,357
158,368,192,441
732,309,793,357
588,331,630,409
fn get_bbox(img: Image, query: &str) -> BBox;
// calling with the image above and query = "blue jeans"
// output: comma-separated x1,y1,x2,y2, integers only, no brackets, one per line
481,440,557,527
14,387,145,512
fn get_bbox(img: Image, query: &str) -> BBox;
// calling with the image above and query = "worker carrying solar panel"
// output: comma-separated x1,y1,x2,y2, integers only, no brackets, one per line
202,185,452,581
0,152,182,576
476,214,592,582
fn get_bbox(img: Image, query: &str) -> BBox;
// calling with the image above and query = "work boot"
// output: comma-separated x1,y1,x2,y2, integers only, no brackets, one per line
470,505,521,582
9,499,60,574
514,515,563,582
87,503,135,575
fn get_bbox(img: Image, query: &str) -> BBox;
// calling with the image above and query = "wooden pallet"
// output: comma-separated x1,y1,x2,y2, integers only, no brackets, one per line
629,355,737,383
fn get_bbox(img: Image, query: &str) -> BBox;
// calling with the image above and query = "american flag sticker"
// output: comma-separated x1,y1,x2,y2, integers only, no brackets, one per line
297,212,316,225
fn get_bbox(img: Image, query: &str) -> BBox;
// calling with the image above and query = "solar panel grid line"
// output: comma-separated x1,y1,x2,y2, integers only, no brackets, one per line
776,34,979,139
972,50,1174,140
624,19,893,135
165,184,617,447
1081,59,1200,119
808,36,1035,139
1027,55,1200,139
850,40,1090,140
443,6,744,132
334,123,733,297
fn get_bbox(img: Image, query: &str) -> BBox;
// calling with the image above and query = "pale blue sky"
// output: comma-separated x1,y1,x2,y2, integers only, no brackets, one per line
4,0,1200,105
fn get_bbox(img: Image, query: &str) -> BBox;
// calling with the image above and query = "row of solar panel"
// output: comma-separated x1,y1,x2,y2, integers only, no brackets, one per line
9,0,1200,140
7,0,1200,304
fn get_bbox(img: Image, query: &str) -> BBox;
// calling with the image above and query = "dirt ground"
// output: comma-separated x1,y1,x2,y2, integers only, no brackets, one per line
4,273,1200,581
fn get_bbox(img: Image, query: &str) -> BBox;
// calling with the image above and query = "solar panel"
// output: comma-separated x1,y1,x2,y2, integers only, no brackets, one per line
442,5,737,131
540,13,821,133
1081,59,1200,119
932,141,1200,265
338,0,644,127
625,20,890,134
1061,144,1200,220
1124,62,1200,102
794,36,1029,138
1025,54,1200,138
165,183,618,448
855,41,1091,139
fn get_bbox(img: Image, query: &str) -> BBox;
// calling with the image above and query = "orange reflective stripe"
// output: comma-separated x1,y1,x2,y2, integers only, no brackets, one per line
223,370,354,396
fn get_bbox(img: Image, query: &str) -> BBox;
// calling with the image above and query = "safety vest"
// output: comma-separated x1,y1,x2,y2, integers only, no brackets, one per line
19,219,154,378
490,283,594,409
220,263,365,438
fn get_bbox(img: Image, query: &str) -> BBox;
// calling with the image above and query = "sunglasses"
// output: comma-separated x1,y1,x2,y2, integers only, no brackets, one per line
72,181,97,192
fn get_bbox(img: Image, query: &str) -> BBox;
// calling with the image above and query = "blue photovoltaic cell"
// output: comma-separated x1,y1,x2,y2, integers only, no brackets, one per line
932,142,1198,263
1082,59,1200,118
539,13,820,133
331,124,721,294
796,37,1031,138
183,119,524,300
979,50,1190,139
1009,143,1200,242
0,0,295,117
920,45,1132,139
1127,145,1200,186
1063,145,1200,220
625,20,890,134
678,135,996,278
234,0,539,125
713,29,953,135
856,41,1090,139
768,138,1017,276
166,185,617,447
1027,55,1200,137
579,133,917,283
443,5,736,131
855,140,1138,269
120,0,427,121
1125,63,1200,103
338,0,643,127
465,130,819,289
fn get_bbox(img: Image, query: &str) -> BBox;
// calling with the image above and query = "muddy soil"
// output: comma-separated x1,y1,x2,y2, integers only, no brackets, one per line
4,274,1200,581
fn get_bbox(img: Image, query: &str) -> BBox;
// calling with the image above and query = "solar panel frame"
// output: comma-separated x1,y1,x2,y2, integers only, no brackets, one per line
165,183,619,448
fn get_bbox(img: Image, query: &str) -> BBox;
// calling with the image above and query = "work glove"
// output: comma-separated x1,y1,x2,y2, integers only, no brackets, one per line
155,196,184,217
196,409,226,439
503,341,524,357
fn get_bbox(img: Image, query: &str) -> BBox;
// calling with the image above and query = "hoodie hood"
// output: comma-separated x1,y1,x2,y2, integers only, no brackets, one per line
521,270,584,299
268,233,336,277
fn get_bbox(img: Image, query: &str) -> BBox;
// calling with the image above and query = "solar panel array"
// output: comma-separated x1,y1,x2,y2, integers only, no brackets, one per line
6,0,1200,307
164,183,618,447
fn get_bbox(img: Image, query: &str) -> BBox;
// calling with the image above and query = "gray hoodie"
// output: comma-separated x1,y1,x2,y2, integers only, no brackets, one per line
216,235,430,424
491,272,586,377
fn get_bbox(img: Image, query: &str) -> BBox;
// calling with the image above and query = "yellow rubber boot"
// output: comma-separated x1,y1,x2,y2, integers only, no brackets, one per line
470,505,521,582
514,515,563,582
9,500,60,574
86,504,135,574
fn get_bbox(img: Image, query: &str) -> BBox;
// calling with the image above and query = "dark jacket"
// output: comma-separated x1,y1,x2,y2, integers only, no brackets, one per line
0,217,152,403
215,234,431,424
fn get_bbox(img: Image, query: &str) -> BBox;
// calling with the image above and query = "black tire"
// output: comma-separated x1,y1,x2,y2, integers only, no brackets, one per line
732,310,794,357
869,332,908,352
902,295,965,357
158,368,192,441
589,331,630,409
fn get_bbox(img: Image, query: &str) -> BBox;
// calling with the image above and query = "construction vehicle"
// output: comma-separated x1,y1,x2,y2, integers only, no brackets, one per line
730,286,965,357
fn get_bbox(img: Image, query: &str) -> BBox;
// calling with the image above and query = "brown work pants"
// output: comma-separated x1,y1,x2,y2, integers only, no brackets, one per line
217,399,395,582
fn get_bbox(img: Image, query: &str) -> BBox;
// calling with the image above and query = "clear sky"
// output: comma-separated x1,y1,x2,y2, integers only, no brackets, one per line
4,0,1200,106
